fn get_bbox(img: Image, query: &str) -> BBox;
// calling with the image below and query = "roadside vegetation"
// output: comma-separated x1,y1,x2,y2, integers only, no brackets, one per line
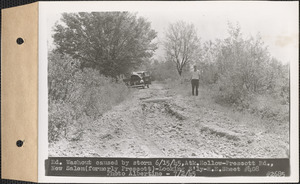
48,53,132,142
48,12,157,142
147,22,289,126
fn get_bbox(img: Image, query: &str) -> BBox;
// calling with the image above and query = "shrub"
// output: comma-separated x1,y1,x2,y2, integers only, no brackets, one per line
48,53,131,143
250,94,289,122
48,101,75,142
215,71,248,104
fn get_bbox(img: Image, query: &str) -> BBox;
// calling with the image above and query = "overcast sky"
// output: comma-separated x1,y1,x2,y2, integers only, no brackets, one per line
46,1,298,64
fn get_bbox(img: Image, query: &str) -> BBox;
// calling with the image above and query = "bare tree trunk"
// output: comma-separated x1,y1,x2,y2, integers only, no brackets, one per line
178,69,182,76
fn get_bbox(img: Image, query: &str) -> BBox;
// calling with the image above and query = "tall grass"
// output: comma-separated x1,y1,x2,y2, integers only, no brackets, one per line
48,54,131,142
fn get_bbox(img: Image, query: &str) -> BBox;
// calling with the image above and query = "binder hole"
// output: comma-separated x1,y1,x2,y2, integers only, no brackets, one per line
16,38,24,45
16,140,23,147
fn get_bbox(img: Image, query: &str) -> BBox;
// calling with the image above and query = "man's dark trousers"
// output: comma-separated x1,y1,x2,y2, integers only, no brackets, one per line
191,79,199,96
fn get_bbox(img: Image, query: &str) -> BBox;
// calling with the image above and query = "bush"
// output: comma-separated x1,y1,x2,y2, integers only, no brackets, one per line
247,94,289,123
215,72,248,104
197,25,289,110
48,53,131,143
190,23,290,125
48,101,74,142
66,68,130,118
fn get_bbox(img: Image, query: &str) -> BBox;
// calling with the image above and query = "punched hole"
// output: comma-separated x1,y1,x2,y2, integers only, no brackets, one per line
16,140,24,147
16,38,24,45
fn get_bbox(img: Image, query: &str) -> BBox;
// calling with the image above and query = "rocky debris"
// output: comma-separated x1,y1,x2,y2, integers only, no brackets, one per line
100,133,113,140
113,127,122,137
140,99,186,121
163,103,186,120
49,83,289,158
142,97,172,103
200,125,241,141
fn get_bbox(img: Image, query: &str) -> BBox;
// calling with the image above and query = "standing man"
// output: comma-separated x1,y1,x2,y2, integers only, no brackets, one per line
191,65,200,96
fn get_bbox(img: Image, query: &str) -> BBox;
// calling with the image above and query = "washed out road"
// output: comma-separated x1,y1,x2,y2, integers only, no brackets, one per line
49,83,289,158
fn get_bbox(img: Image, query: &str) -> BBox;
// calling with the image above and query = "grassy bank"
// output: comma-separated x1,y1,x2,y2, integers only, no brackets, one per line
48,54,132,143
49,73,132,143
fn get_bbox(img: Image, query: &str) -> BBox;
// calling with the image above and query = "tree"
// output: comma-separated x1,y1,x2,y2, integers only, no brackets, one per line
53,12,157,78
216,23,271,93
210,22,290,104
164,21,200,76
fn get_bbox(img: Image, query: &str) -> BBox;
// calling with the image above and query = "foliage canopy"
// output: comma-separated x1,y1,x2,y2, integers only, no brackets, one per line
164,21,200,76
53,12,157,78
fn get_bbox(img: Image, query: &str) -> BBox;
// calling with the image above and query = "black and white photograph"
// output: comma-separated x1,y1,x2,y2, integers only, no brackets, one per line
39,1,298,181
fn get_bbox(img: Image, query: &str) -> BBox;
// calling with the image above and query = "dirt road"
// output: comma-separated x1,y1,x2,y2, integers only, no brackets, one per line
49,83,289,158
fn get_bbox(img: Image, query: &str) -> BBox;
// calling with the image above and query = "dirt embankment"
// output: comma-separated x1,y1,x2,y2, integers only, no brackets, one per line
49,83,289,158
